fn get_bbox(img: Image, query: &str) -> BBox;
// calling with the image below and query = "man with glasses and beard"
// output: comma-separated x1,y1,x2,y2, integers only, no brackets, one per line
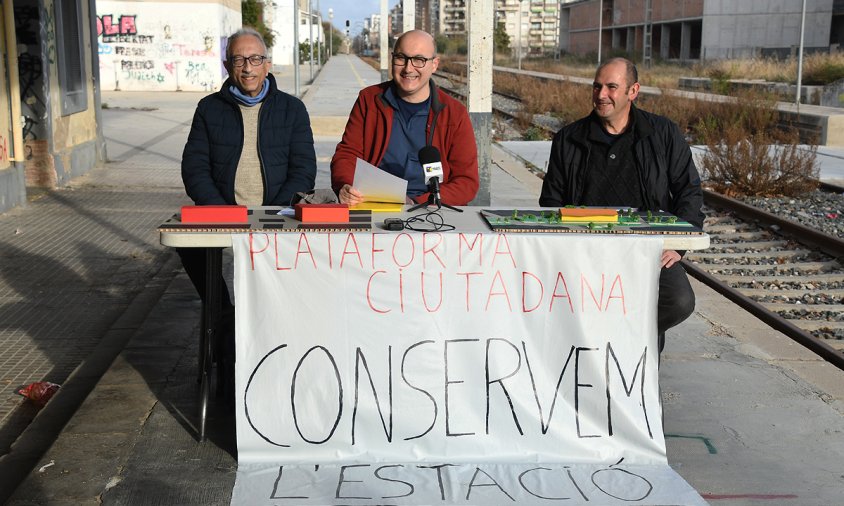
331,30,478,206
180,28,316,392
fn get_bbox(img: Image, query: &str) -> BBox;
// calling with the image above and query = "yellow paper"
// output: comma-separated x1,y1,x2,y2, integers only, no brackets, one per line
351,202,403,212
560,216,619,223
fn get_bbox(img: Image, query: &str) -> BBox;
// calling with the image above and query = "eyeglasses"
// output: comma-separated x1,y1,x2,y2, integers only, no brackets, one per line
229,55,268,67
391,53,435,69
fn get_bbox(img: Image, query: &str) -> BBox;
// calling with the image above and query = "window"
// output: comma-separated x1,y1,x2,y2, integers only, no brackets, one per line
54,0,87,115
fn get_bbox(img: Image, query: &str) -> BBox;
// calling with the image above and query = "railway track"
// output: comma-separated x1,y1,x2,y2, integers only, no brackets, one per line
432,70,560,136
685,187,844,368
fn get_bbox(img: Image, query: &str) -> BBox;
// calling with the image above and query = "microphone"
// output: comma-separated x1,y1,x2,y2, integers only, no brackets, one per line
418,146,443,204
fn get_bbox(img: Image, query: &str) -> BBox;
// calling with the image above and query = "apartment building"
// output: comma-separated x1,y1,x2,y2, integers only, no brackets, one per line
439,0,467,36
496,0,560,57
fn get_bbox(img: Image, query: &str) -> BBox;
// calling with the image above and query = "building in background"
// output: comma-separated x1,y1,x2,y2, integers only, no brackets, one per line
369,14,382,50
439,0,466,37
496,0,560,58
1,0,107,213
390,2,403,38
416,0,436,34
559,0,840,62
270,0,324,67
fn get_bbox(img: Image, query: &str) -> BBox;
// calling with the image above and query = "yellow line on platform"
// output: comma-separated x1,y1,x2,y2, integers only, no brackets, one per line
347,57,366,88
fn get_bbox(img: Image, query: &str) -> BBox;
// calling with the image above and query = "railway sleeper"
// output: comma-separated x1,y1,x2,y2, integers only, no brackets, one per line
688,260,839,273
706,240,791,251
687,250,813,261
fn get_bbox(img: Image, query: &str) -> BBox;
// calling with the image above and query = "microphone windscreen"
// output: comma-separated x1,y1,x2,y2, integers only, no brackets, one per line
418,145,441,165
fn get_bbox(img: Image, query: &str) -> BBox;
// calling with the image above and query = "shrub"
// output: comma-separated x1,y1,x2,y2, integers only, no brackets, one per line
695,91,819,197
523,125,549,141
803,61,844,85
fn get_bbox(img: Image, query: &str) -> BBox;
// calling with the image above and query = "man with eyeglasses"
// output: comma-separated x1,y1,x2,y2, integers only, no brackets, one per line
180,28,317,392
331,30,478,206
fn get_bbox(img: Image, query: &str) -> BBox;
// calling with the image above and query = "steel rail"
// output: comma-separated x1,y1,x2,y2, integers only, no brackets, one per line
703,189,844,259
688,188,844,369
682,259,844,371
819,181,844,194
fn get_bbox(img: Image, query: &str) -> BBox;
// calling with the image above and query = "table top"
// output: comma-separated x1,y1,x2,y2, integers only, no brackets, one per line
159,206,710,250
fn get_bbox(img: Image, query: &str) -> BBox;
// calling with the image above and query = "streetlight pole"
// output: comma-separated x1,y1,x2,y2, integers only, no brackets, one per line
517,0,523,70
796,0,807,106
380,0,388,81
308,0,314,81
329,8,334,59
598,0,603,64
294,0,300,96
316,0,321,69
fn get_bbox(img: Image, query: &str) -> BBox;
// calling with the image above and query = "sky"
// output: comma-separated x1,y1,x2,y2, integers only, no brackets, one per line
316,0,400,35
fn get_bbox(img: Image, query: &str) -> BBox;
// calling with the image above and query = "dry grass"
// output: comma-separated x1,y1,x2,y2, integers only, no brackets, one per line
699,52,844,84
494,72,591,123
520,59,686,89
490,52,844,89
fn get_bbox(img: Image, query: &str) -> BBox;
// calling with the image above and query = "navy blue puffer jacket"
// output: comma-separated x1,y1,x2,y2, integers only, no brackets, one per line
181,73,316,206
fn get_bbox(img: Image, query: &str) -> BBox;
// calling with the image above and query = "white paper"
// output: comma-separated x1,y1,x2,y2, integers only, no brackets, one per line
353,157,407,203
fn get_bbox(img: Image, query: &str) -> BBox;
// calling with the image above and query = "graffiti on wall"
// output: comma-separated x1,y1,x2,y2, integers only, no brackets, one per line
14,5,46,141
97,14,137,37
96,2,237,92
44,5,56,64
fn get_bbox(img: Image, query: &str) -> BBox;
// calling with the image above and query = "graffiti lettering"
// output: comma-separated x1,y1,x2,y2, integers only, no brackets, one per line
101,34,154,44
184,61,213,86
121,60,154,70
123,70,165,83
114,46,146,56
97,15,137,37
178,45,214,57
44,6,56,64
0,136,8,162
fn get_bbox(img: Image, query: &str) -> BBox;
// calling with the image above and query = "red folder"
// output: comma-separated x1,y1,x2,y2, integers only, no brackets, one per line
181,205,248,224
294,204,349,223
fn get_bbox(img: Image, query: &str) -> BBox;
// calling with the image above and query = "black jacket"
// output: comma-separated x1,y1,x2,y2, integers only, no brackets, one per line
539,105,704,229
181,73,316,206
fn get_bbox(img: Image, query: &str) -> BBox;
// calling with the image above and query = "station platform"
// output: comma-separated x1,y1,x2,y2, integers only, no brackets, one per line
1,54,843,505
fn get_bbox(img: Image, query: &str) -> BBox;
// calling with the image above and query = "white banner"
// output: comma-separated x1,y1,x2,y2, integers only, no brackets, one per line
230,232,704,504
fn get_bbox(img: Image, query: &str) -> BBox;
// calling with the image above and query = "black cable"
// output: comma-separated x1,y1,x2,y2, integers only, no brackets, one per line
403,207,455,232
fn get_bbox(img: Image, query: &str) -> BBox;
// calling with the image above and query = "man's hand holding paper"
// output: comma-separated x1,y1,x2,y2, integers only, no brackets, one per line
339,158,408,210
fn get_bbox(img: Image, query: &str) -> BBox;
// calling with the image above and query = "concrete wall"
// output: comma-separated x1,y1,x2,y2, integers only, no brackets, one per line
701,0,833,59
653,0,703,22
45,0,98,187
96,0,241,91
604,0,703,25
